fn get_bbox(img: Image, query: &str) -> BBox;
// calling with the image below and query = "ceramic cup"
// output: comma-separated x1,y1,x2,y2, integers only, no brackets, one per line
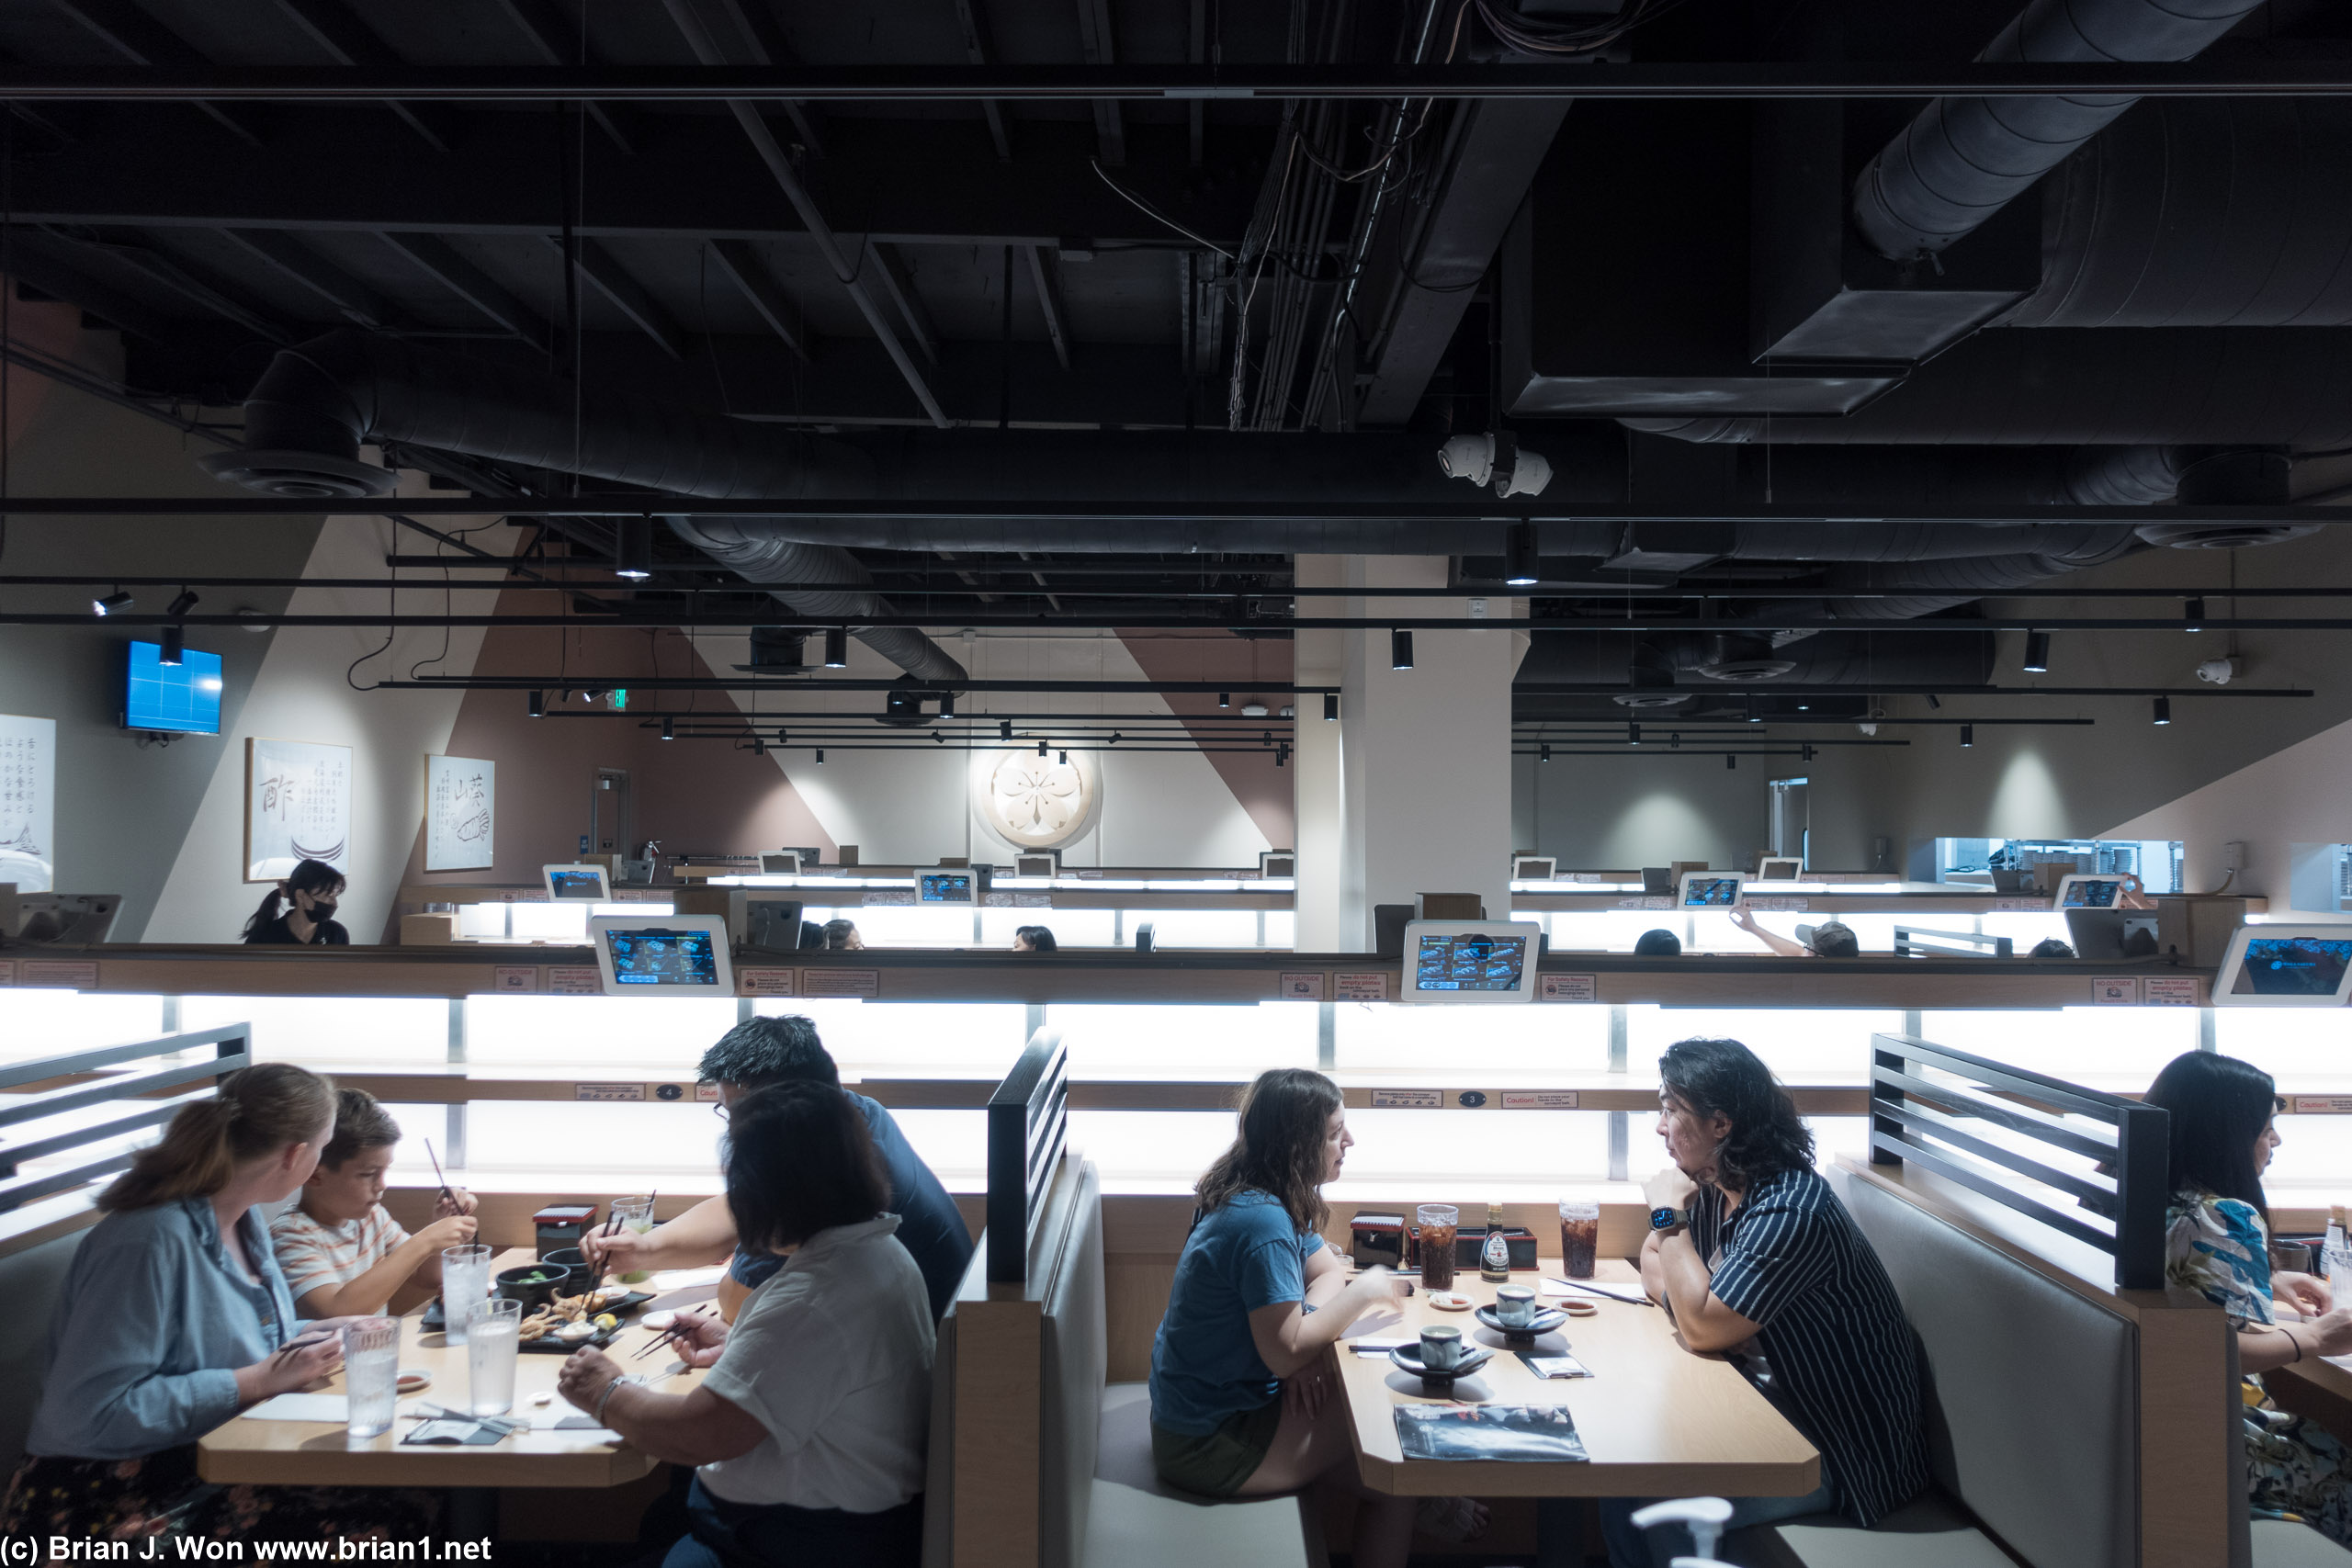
1419,1325,1464,1372
1494,1284,1539,1328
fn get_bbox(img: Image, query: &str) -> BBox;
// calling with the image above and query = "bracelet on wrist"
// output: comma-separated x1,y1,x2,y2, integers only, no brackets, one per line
594,1376,633,1425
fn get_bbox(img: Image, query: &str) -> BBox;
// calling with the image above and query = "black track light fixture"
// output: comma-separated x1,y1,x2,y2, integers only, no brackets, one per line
1037,739,1047,757
1960,724,1974,748
1390,630,1414,671
614,516,653,581
1218,691,1230,708
1275,743,1290,767
2154,696,2173,726
1539,743,1552,762
527,690,545,717
1745,696,1759,724
661,716,674,740
1627,723,1641,746
1725,753,1736,770
2184,596,2205,632
1322,693,1339,721
1926,694,1942,710
2022,630,2051,673
1503,521,1541,588
1058,750,1069,764
939,692,956,718
1000,718,1013,740
92,591,132,617
822,628,849,668
815,748,825,764
165,589,199,619
159,625,185,666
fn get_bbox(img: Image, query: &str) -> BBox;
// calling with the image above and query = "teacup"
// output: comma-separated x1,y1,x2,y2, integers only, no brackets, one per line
1493,1284,1539,1328
1419,1325,1465,1372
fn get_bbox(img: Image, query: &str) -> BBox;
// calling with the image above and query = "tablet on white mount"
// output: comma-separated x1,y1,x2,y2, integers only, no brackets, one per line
589,914,734,996
2214,925,2352,1007
1512,855,1557,882
2051,874,2126,911
1399,919,1543,1003
1753,858,1802,882
1678,871,1747,909
543,863,611,901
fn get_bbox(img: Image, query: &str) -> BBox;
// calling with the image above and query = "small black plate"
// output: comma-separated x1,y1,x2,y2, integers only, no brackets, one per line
423,1291,649,1334
1388,1344,1495,1383
1475,1305,1570,1339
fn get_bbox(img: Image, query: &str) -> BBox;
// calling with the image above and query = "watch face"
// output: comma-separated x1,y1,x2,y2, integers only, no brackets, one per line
1650,1206,1679,1229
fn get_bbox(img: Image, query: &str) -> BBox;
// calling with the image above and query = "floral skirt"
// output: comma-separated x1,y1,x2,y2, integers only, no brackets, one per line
2247,1398,2352,1545
1,1446,437,1554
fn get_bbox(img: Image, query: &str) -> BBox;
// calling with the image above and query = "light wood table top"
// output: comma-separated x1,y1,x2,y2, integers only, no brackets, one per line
1334,1259,1821,1498
198,1252,707,1488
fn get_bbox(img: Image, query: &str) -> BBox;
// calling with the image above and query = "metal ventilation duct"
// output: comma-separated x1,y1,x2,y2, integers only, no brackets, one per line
1850,0,2267,261
198,332,967,686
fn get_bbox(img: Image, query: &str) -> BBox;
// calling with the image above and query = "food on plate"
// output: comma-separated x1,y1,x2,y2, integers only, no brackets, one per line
554,1321,597,1344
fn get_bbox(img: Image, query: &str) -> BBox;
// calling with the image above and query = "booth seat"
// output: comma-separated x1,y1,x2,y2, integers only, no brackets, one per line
1737,1160,2352,1568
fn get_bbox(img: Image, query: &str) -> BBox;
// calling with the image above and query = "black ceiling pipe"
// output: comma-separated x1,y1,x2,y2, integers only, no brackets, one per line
196,331,968,685
1621,329,2352,448
1849,0,2267,262
1517,627,1996,692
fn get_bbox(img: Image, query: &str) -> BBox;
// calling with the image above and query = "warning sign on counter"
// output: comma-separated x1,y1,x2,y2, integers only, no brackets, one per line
1370,1088,1442,1109
1540,974,1597,1002
2090,976,2140,1006
19,959,97,989
492,965,538,994
547,966,604,995
574,1083,647,1101
2292,1097,2352,1115
2142,976,2199,1007
1276,972,1327,1001
1334,972,1389,1002
803,968,881,998
738,967,797,997
1745,897,1809,912
1502,1090,1581,1110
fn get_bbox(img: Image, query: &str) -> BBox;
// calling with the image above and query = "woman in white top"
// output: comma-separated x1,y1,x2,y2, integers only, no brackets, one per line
558,1081,934,1568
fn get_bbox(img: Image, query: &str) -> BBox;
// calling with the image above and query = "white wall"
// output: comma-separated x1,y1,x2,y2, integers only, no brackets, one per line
706,628,1272,867
145,508,515,942
2099,713,2352,904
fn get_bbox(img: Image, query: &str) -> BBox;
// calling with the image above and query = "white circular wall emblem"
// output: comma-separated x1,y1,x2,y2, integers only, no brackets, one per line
982,749,1094,848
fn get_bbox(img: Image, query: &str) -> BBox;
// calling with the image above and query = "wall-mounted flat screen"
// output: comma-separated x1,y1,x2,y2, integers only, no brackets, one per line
1679,873,1746,908
123,640,223,734
2054,875,2124,910
920,872,975,904
2216,925,2352,1006
1400,919,1541,1003
543,863,611,900
591,915,733,995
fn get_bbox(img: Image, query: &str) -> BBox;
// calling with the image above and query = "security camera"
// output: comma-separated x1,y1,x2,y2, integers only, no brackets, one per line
2195,657,2240,686
1438,432,1553,499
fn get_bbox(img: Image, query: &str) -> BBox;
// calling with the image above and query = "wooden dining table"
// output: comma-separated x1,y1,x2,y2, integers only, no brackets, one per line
1332,1258,1820,1566
198,1249,707,1491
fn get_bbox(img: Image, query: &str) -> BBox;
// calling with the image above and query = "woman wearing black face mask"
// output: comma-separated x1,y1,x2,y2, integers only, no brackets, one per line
242,858,351,946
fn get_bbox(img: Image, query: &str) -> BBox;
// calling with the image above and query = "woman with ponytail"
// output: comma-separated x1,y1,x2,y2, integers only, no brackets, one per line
2,1064,433,1547
242,858,349,945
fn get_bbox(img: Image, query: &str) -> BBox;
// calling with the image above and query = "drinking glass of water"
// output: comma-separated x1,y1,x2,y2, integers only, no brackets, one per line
343,1317,400,1440
611,1197,656,1285
442,1244,492,1347
467,1297,523,1417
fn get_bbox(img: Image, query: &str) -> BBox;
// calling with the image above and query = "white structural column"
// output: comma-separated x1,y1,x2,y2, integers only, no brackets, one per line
1295,555,1517,951
1293,556,1347,950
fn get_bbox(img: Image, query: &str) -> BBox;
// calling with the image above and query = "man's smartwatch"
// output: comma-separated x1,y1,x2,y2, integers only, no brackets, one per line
1649,1206,1692,1234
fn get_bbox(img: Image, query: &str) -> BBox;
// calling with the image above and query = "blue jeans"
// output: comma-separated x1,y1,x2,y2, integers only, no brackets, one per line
1600,1481,1836,1568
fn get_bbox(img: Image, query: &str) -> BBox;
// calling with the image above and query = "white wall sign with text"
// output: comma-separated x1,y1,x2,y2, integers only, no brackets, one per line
424,754,495,872
0,714,56,893
245,737,352,882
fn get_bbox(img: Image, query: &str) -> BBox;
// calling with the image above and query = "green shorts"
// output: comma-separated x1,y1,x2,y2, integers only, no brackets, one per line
1150,1398,1285,1499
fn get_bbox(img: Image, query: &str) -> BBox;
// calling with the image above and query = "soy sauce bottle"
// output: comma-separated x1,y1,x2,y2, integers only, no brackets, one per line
1480,1201,1510,1283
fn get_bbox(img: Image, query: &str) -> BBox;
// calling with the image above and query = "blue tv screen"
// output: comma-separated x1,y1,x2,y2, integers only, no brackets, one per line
125,639,223,734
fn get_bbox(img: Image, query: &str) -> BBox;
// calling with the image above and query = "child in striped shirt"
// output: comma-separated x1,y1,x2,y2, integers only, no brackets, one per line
268,1088,478,1317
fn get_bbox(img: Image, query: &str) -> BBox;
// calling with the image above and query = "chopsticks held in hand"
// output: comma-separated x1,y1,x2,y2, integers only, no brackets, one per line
586,1203,623,1297
423,1139,455,1209
632,1305,710,1363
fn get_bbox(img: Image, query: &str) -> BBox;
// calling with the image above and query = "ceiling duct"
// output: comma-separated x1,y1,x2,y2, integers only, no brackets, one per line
1691,634,1798,683
1521,628,1996,694
199,331,967,685
1849,0,2267,263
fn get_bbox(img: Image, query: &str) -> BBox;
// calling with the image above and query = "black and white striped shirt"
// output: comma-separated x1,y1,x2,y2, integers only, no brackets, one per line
1689,1166,1930,1526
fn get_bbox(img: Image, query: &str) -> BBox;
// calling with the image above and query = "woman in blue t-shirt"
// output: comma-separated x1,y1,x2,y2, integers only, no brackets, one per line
1148,1068,1463,1567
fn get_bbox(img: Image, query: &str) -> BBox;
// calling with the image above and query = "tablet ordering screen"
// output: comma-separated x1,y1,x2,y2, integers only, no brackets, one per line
549,869,605,899
920,872,973,902
1682,876,1741,908
2231,936,2352,998
607,927,723,987
1413,931,1530,993
2061,878,2121,908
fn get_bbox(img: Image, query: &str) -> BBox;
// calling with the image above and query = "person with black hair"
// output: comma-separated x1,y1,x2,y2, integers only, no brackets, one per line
1600,1038,1928,1566
2150,1051,2352,1545
581,1016,969,1322
1011,925,1057,953
242,858,349,945
558,1082,932,1568
1729,908,1860,958
1633,929,1681,957
2030,938,2076,958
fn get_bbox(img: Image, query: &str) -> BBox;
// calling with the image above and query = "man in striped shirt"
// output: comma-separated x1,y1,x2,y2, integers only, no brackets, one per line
1601,1038,1929,1567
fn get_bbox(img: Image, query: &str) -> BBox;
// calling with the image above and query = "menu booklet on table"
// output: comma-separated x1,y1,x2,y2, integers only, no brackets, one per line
1394,1404,1590,1462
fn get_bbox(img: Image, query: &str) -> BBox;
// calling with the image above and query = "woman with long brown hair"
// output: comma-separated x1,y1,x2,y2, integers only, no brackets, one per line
2,1063,431,1547
1147,1068,1438,1568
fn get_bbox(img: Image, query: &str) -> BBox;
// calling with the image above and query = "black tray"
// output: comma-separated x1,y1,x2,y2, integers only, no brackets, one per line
423,1291,650,1334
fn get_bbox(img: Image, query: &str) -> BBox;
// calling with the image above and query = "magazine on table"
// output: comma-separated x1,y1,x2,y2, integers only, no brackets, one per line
1394,1404,1589,1462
